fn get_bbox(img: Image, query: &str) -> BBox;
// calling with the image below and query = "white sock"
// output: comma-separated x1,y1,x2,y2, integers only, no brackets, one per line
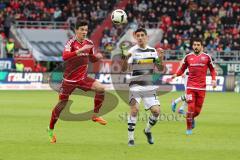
174,95,186,104
128,115,137,141
180,101,187,110
145,115,159,133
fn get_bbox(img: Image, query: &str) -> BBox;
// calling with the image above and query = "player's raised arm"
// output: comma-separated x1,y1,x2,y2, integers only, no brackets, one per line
155,48,165,72
207,55,217,88
121,53,132,72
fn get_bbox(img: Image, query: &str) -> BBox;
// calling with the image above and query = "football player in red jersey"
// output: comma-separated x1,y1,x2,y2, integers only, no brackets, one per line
47,21,107,143
172,38,217,135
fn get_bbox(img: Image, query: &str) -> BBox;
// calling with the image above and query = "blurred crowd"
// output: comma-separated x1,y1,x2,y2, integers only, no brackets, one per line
0,0,116,39
124,0,240,52
0,0,240,61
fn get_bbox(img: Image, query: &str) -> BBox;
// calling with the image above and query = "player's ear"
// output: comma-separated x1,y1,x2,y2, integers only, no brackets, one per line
133,32,136,39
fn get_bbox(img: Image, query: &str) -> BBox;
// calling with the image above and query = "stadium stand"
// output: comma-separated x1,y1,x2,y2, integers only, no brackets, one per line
121,0,240,51
0,0,239,70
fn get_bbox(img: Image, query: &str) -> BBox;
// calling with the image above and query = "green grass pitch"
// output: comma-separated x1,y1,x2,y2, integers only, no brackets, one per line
0,90,240,160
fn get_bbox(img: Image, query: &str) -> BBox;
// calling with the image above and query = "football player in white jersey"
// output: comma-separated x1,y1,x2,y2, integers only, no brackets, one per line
121,28,164,146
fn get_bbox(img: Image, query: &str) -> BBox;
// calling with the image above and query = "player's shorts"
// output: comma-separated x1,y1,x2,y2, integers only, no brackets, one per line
186,89,206,108
59,76,95,100
129,85,160,110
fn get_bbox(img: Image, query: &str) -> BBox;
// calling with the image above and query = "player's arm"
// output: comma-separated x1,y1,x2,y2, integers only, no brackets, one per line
172,57,188,79
62,44,77,61
208,55,217,88
121,53,131,72
62,44,94,61
89,47,103,63
155,48,165,72
121,44,132,72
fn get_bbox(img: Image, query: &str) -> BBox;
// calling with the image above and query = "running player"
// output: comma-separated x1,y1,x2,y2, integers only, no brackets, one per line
172,38,216,135
122,28,164,146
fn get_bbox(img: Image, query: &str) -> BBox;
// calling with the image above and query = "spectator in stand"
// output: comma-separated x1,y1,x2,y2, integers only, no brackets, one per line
34,62,47,72
3,13,14,39
15,60,24,72
5,38,15,58
124,0,240,55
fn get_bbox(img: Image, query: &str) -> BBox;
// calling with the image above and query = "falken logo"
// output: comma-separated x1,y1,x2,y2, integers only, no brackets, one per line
7,73,43,82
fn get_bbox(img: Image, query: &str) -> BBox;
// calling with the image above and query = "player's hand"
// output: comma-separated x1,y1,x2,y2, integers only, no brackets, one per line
212,80,217,89
76,44,94,55
171,74,177,79
95,53,103,60
156,48,164,59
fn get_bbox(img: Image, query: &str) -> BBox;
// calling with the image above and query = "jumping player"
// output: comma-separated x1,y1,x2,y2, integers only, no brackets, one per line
47,21,107,143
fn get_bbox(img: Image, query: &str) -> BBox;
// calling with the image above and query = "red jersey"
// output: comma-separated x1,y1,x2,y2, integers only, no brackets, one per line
62,36,98,82
176,52,216,90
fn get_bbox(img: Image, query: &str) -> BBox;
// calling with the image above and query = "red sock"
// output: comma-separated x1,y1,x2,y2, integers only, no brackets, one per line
186,105,194,130
94,92,104,113
49,100,67,129
186,111,194,130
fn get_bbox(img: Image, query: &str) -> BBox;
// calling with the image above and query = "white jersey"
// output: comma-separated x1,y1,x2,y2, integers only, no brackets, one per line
127,44,159,89
127,45,160,109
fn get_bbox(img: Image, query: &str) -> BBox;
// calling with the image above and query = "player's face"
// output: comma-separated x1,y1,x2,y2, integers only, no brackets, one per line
192,41,202,54
75,25,88,40
135,32,147,47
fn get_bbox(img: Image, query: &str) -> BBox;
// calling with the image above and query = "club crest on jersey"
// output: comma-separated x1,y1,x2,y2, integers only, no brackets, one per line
201,57,206,61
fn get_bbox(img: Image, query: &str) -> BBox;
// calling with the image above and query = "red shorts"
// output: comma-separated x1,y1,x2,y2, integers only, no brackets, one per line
186,89,206,108
59,77,95,100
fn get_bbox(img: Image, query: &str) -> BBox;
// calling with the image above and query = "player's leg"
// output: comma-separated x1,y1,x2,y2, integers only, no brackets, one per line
186,89,196,135
128,89,141,146
172,94,186,112
78,77,107,125
193,90,206,118
48,80,75,143
89,79,107,125
178,96,187,115
178,75,188,114
192,90,206,129
143,91,160,144
128,98,140,146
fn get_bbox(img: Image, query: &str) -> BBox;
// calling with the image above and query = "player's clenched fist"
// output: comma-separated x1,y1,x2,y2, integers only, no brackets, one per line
76,44,94,55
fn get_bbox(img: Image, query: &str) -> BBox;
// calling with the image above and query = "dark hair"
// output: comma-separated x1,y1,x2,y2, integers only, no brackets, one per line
134,28,147,35
191,38,203,46
75,20,88,29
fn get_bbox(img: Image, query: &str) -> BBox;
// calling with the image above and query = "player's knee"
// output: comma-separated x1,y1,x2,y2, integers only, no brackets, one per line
96,85,105,93
130,107,139,117
59,94,69,101
151,106,160,117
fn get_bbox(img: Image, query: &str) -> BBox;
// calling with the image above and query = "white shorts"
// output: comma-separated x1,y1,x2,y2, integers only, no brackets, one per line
129,85,160,110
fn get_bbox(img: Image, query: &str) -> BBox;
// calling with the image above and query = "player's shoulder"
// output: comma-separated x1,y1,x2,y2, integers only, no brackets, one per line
65,37,76,48
183,52,194,59
146,45,157,52
84,38,94,45
202,52,211,58
128,45,138,54
201,52,215,62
